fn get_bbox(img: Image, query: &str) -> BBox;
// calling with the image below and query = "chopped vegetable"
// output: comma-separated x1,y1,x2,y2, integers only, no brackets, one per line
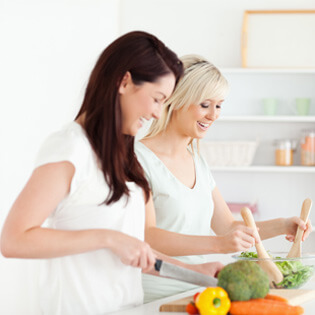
229,298,304,315
186,301,199,314
185,292,201,314
239,251,263,258
274,260,314,289
239,252,269,259
193,292,200,302
239,251,314,289
195,287,231,315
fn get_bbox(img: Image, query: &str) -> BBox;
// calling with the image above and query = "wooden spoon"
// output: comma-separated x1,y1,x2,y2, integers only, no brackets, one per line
287,198,312,258
241,207,283,287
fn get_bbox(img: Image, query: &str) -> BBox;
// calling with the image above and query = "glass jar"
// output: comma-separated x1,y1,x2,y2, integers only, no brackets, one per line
301,130,315,166
274,140,295,166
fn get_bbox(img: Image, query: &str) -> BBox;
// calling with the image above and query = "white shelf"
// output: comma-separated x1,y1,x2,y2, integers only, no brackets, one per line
211,166,315,173
218,115,315,122
221,68,315,74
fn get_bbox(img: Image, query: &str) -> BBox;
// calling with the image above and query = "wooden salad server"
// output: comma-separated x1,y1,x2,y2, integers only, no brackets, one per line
287,198,312,258
241,207,283,287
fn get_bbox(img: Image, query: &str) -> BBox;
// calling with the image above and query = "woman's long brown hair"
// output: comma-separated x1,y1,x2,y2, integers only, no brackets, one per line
76,31,183,205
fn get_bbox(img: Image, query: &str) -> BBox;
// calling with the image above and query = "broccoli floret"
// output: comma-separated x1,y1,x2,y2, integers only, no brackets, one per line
217,260,269,301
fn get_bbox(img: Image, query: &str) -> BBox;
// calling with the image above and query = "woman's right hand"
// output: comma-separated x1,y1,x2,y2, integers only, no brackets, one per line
108,231,156,273
216,225,258,253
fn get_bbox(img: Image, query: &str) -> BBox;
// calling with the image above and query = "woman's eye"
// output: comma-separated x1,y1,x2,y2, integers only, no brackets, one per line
216,104,222,109
200,103,209,108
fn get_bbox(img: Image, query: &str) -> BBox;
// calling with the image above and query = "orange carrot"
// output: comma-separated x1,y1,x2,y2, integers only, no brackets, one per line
229,298,304,315
265,294,289,303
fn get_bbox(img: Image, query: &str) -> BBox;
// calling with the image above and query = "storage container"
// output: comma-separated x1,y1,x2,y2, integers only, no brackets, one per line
301,130,315,166
274,140,296,166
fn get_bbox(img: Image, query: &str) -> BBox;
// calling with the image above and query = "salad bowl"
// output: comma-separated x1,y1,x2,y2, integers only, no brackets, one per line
232,251,315,289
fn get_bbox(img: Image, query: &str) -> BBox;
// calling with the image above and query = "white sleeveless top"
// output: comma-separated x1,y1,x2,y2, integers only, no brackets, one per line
135,141,216,302
34,122,145,315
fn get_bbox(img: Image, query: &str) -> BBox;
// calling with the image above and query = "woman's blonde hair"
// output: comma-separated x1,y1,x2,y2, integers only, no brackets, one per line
145,54,228,144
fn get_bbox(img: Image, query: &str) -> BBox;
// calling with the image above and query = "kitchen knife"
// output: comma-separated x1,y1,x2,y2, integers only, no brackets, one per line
154,259,218,287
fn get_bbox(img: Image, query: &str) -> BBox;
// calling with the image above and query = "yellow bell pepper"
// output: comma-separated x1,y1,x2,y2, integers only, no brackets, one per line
195,287,231,315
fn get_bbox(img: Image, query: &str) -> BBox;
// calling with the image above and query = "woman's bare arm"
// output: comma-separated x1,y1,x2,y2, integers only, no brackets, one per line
1,162,156,271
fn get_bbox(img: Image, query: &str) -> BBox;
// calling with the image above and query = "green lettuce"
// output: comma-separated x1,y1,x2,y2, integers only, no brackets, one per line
239,251,314,289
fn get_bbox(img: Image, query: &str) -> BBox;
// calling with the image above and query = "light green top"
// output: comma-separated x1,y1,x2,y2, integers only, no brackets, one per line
135,141,216,302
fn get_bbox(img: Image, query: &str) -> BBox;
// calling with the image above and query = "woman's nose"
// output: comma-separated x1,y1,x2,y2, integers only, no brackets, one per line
206,107,217,120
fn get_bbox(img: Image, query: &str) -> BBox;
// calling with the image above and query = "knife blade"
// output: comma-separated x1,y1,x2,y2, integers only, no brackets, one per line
154,259,218,287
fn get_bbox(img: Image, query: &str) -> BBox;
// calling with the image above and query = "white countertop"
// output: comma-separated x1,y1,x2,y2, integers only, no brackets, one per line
113,250,315,315
112,287,315,315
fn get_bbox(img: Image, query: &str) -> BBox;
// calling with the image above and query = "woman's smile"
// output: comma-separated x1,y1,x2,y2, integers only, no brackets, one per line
197,121,211,131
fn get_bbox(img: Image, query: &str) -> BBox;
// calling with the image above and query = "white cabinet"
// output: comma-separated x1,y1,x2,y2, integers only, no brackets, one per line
204,68,315,221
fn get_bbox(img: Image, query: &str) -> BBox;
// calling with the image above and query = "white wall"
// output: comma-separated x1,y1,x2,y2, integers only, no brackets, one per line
120,0,315,222
0,1,120,314
119,0,315,67
1,1,315,313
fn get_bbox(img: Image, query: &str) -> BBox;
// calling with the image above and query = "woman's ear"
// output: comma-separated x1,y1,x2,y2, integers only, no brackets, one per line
118,71,132,94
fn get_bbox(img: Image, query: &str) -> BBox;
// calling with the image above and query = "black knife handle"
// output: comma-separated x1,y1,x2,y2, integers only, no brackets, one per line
154,259,162,272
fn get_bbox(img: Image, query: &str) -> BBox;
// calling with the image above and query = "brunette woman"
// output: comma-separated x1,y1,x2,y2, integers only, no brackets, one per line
1,33,223,315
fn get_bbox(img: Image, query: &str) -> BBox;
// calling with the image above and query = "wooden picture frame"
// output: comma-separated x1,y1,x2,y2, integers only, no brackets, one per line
242,10,315,68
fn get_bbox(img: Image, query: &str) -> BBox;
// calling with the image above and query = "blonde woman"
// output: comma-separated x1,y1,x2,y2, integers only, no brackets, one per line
135,54,312,302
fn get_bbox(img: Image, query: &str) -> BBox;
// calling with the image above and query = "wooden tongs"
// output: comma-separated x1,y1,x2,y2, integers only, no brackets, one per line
241,207,283,287
287,198,312,258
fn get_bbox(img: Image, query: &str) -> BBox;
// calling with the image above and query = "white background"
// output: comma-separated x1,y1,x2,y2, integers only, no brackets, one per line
1,0,315,314
0,1,120,313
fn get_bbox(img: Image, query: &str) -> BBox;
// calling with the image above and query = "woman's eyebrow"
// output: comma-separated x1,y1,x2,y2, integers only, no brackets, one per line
204,99,225,102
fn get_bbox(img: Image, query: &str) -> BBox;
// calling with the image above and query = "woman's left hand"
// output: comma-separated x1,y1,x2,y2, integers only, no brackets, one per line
190,261,225,278
284,217,312,242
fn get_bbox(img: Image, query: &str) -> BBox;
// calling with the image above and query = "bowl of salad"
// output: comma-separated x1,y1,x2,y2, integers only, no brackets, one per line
232,251,315,289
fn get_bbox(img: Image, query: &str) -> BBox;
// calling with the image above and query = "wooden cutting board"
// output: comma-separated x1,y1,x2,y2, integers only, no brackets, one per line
159,289,315,312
